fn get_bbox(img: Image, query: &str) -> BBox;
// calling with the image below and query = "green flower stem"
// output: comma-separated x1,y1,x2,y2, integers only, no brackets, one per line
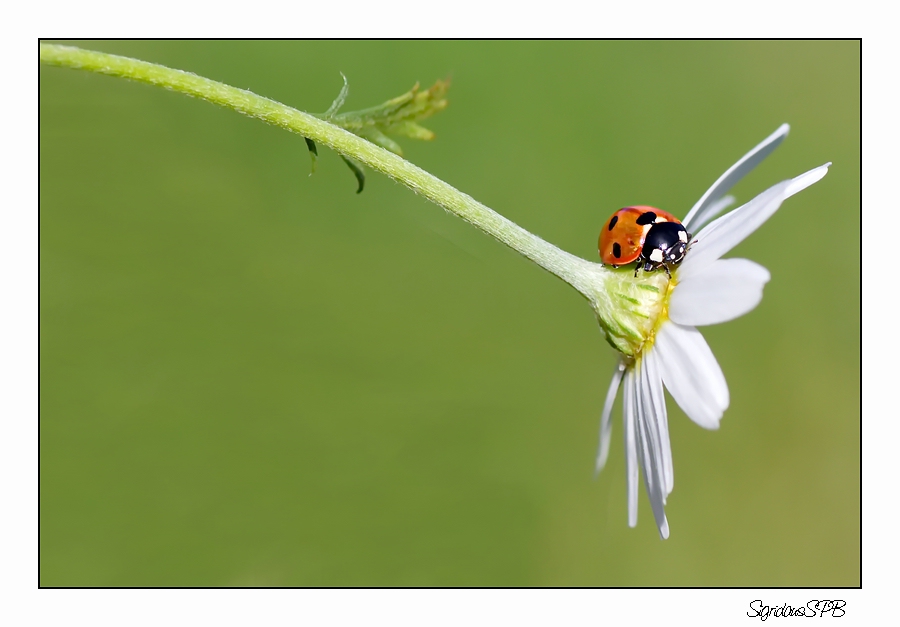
39,43,606,301
41,44,671,358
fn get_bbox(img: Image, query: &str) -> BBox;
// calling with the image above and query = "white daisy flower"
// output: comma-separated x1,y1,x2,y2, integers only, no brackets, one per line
593,124,830,539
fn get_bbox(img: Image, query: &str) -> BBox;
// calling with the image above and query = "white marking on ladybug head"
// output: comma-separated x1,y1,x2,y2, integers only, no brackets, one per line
678,230,688,242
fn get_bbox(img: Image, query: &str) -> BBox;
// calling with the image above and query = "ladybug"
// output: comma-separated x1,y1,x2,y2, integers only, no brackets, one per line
598,206,691,277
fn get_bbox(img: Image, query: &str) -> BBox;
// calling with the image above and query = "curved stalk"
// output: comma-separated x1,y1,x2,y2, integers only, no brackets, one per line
39,43,608,300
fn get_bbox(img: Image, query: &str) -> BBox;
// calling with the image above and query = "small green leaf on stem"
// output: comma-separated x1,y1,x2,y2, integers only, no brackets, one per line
362,130,404,155
329,79,450,156
324,73,350,118
315,77,450,191
340,156,366,194
304,137,318,174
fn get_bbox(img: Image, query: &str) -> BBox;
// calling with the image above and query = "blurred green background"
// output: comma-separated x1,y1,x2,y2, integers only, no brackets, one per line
40,41,859,586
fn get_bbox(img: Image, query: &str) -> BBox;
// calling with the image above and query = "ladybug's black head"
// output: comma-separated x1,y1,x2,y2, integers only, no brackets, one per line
640,222,690,272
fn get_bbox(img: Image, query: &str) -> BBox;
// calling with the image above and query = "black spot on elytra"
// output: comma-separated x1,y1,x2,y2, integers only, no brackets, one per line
612,242,622,259
635,211,657,226
608,215,618,230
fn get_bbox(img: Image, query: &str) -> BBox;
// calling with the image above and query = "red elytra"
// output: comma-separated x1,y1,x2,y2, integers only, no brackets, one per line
598,206,683,267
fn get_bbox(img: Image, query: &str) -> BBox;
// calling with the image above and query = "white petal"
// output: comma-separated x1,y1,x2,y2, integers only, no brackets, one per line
670,258,771,326
642,349,674,496
595,361,626,474
682,124,790,233
634,361,670,539
654,322,729,430
634,360,661,494
637,427,670,540
685,195,735,234
623,367,639,528
786,165,831,196
679,164,831,276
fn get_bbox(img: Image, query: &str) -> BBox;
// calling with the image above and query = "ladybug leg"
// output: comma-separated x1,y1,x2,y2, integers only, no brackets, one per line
633,263,641,278
662,264,672,279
